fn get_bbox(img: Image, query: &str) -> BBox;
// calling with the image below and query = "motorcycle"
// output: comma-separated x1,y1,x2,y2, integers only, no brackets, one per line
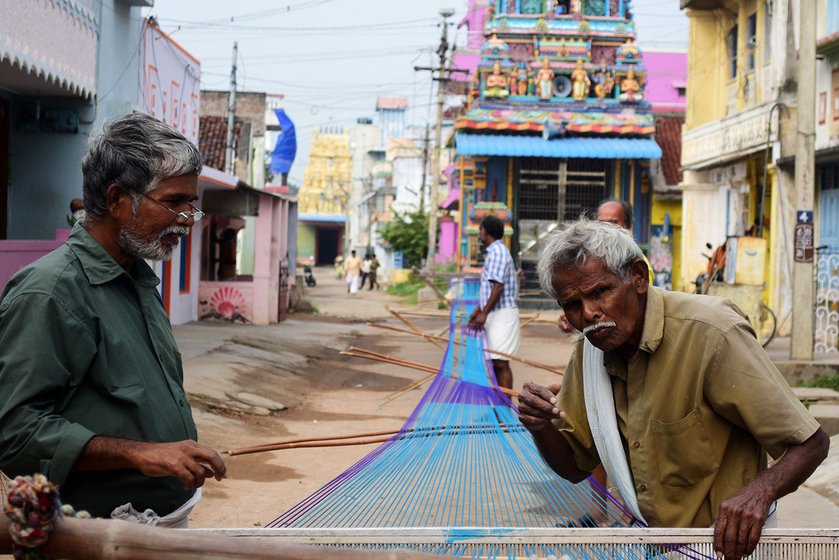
303,265,317,287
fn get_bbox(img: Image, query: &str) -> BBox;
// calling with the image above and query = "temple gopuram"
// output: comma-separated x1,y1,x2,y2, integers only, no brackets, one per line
452,0,661,294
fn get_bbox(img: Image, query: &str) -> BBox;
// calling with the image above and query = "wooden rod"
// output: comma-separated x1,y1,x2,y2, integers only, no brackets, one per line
229,435,394,456
345,347,518,399
380,372,438,406
227,429,401,455
366,323,565,376
387,307,446,350
0,516,444,560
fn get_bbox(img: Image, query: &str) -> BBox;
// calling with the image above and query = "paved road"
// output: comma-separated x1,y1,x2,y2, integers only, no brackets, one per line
177,268,838,529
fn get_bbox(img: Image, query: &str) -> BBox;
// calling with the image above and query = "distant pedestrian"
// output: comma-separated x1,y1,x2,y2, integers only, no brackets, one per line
67,198,86,226
368,256,380,290
344,250,362,294
360,255,372,289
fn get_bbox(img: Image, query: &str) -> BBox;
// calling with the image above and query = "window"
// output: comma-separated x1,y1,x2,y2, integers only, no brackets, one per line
746,13,757,71
727,25,738,80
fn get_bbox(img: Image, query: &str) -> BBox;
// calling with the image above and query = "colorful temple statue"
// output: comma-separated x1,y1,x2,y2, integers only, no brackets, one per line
619,65,643,103
571,58,590,101
484,61,510,99
454,0,658,269
536,56,555,100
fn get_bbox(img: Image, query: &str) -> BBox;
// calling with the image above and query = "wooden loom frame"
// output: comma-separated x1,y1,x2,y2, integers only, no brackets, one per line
192,527,839,559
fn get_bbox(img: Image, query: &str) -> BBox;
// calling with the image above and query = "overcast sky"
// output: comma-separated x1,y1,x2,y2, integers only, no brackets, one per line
145,0,689,185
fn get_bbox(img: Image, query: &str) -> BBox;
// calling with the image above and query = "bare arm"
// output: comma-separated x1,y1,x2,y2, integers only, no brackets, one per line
517,382,590,483
714,428,830,559
75,436,227,491
468,281,505,330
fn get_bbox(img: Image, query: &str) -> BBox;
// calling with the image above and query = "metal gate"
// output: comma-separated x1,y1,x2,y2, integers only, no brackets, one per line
518,158,608,263
815,170,839,353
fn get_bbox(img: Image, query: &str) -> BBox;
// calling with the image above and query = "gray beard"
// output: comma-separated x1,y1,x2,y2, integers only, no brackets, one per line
119,223,189,261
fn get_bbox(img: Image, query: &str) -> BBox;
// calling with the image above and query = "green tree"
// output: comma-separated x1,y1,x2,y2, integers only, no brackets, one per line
379,208,429,269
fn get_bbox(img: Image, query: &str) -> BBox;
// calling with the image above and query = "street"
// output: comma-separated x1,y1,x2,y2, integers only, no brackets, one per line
181,268,838,529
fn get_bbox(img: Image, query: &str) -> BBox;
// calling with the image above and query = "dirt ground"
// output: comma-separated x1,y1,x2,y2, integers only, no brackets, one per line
181,269,572,528
180,267,838,529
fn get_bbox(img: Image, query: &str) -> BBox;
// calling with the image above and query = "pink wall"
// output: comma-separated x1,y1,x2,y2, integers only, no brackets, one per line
0,229,71,293
643,52,687,113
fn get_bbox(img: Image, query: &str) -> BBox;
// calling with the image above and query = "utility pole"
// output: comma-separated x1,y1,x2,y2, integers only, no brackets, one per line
419,123,430,211
225,42,238,175
791,1,816,360
416,8,454,273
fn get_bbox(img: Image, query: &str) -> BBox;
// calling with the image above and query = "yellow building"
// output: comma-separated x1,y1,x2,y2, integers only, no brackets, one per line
681,0,799,335
297,127,353,265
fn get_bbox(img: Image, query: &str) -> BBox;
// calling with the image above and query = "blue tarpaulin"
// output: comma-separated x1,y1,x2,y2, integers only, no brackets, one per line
455,133,662,159
271,109,297,175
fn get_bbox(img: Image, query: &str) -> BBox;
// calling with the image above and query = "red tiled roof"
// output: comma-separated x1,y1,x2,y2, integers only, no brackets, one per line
655,116,684,186
199,115,243,171
376,96,409,110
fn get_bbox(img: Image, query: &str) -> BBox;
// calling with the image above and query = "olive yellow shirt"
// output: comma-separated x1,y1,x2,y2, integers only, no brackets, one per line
556,286,820,528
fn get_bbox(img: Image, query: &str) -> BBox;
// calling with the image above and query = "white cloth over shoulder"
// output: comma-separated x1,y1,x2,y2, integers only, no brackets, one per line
484,307,520,357
110,488,202,528
582,340,647,524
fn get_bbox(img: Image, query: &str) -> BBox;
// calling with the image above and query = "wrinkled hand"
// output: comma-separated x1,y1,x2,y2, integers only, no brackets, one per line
131,440,227,491
517,382,562,432
557,313,574,333
713,485,773,559
468,306,487,330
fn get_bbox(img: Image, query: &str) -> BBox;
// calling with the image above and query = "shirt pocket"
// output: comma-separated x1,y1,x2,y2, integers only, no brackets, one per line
651,408,720,487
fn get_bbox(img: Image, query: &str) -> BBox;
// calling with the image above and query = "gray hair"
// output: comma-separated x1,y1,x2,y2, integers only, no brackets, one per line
537,218,644,300
81,112,203,219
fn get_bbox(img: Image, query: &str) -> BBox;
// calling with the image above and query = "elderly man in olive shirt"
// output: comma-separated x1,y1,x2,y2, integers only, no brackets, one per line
0,114,226,524
518,218,829,560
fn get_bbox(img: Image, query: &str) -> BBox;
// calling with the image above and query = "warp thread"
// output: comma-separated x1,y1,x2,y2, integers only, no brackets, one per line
3,473,89,560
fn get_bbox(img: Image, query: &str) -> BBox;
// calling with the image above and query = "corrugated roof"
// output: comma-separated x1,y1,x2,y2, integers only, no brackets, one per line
199,115,244,171
455,134,662,159
654,117,684,186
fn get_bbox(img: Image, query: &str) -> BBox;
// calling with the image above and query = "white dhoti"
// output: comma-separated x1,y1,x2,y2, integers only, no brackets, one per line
484,307,520,359
111,488,202,529
346,273,359,294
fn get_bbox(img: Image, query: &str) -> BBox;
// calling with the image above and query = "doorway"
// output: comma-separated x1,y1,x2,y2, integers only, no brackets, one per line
316,227,340,265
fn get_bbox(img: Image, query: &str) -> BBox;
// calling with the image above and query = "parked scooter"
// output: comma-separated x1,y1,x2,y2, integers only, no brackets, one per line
303,265,317,287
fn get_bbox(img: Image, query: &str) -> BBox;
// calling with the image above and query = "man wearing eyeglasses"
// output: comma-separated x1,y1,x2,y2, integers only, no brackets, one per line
0,113,226,526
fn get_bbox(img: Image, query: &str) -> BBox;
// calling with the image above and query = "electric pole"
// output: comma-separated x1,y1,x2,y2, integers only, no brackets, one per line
791,1,817,359
419,123,430,211
225,42,238,175
416,8,454,273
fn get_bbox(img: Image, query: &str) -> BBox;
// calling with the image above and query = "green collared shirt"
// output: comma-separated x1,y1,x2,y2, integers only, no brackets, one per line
557,287,820,528
0,225,197,517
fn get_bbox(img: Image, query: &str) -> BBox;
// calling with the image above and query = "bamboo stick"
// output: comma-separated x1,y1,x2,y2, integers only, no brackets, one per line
366,323,565,376
0,515,443,560
227,429,401,455
387,307,446,350
379,372,438,405
343,347,519,399
229,435,394,456
520,312,541,328
393,308,560,325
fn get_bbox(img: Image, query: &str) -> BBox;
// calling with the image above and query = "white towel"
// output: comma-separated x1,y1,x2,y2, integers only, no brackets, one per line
110,488,202,528
583,340,647,524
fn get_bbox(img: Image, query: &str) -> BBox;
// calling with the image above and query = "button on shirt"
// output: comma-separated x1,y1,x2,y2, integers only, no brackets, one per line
480,239,518,310
0,226,198,518
556,287,820,528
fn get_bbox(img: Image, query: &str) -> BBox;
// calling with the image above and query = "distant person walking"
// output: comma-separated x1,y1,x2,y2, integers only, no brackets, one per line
344,250,362,294
360,255,372,289
368,256,380,290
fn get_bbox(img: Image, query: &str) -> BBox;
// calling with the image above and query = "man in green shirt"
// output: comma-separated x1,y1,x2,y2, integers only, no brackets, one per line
519,218,829,560
0,113,226,524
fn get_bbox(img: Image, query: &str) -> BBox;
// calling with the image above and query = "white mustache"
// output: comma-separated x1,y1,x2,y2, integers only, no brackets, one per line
582,321,617,335
160,226,190,239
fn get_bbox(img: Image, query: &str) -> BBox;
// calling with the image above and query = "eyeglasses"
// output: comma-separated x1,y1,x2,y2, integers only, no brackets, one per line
141,193,204,223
